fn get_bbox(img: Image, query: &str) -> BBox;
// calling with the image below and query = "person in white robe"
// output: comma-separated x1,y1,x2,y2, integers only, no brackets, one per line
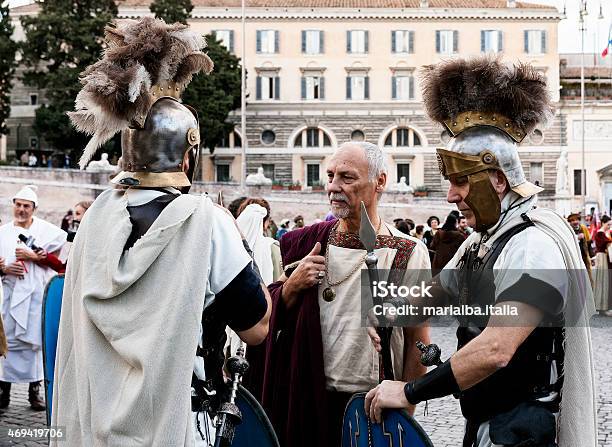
0,185,66,410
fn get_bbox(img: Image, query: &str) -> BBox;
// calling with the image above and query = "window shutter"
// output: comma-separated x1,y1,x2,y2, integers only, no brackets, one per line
480,31,485,52
347,31,351,53
524,30,529,53
256,30,261,53
364,76,370,100
301,77,306,100
274,30,279,53
409,76,415,100
541,31,546,53
346,77,351,99
453,30,458,53
256,76,262,100
435,30,440,53
391,31,396,53
229,30,235,53
409,31,414,53
320,77,325,99
275,77,280,100
498,31,503,53
364,31,369,53
301,31,306,53
320,31,324,53
391,76,397,99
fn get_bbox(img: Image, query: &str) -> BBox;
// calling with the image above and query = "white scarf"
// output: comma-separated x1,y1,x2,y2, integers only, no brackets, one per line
236,204,274,286
52,189,214,447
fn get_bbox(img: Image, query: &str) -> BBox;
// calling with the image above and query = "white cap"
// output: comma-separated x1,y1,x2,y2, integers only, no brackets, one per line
13,185,39,207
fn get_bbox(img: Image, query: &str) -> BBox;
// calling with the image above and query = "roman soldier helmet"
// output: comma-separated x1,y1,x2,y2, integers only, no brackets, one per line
68,17,213,190
421,56,553,232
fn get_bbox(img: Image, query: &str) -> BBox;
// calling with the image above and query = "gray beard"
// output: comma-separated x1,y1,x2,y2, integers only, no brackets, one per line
331,205,350,219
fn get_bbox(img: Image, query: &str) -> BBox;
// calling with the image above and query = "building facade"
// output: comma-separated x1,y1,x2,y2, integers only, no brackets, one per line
12,0,612,213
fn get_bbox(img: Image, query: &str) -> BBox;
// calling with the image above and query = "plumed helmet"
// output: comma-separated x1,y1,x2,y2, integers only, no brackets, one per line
68,17,213,188
421,56,553,231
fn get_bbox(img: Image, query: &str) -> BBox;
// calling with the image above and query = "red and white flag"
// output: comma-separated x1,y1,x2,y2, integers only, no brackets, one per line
603,24,612,57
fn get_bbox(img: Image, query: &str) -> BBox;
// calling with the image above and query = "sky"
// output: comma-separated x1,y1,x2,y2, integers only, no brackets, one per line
525,0,612,54
6,0,612,54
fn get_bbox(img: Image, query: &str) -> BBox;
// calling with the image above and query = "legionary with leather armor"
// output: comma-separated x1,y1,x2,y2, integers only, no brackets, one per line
365,57,597,447
51,18,270,447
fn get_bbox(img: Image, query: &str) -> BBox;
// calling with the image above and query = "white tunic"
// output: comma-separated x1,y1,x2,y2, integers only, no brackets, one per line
318,224,431,393
0,217,65,383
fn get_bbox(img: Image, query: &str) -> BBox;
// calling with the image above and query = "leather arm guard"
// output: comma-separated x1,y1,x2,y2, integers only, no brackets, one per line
403,359,460,405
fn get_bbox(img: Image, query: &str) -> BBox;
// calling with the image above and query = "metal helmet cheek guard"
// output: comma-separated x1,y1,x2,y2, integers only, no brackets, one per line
437,145,502,232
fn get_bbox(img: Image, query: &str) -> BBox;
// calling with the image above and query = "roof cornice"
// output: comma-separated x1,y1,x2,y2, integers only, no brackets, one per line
118,7,562,21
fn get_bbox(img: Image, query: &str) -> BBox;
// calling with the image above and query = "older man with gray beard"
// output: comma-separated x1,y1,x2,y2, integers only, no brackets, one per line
259,141,431,447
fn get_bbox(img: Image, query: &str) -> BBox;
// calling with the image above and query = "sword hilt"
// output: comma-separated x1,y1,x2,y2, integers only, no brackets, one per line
416,341,442,367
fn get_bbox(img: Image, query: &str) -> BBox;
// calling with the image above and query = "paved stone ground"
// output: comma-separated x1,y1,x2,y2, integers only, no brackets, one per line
0,316,610,446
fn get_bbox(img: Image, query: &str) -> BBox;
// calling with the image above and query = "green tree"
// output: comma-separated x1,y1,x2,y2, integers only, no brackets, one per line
150,0,193,25
183,34,242,154
20,0,117,165
0,4,17,135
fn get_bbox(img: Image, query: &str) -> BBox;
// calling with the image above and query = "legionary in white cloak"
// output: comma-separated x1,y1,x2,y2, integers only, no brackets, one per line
365,57,598,447
51,18,270,447
0,184,66,410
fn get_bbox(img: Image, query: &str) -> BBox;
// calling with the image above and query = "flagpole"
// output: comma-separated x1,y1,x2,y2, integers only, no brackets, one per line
240,0,247,193
580,2,586,213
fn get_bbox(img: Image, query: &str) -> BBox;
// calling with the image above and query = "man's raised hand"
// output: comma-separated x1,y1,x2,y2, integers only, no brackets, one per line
281,242,326,308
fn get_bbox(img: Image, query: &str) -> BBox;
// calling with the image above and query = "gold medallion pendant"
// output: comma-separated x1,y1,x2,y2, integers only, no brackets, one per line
322,287,336,302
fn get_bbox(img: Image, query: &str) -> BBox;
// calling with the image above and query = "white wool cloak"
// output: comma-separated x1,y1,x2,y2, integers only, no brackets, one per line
52,189,213,447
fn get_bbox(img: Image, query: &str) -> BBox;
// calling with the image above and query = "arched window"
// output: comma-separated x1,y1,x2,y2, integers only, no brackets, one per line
293,127,332,148
383,127,421,148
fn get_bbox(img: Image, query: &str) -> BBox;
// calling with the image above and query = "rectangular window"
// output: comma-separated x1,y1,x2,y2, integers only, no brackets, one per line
303,30,322,54
303,76,322,100
530,162,543,187
306,128,319,147
397,163,410,185
29,94,38,106
256,75,280,100
216,164,231,182
481,30,503,53
436,30,457,54
347,75,368,100
524,30,546,54
307,163,320,187
574,169,586,196
257,30,278,54
392,30,414,54
392,75,414,100
347,30,368,54
214,30,234,52
262,163,275,181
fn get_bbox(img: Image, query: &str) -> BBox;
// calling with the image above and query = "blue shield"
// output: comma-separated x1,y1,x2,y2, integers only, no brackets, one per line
342,393,434,447
235,385,280,447
42,274,64,426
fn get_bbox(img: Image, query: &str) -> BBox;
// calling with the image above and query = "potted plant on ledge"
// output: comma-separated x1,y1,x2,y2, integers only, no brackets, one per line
413,185,429,197
311,181,325,192
272,180,284,191
288,181,302,191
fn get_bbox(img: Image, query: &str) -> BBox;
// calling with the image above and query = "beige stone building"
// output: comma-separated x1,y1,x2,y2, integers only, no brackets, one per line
16,0,612,212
